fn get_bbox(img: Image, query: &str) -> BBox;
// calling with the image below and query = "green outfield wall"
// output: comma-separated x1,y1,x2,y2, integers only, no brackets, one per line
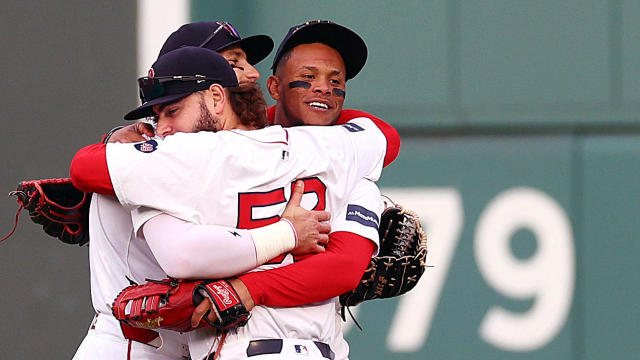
0,1,637,358
191,1,640,359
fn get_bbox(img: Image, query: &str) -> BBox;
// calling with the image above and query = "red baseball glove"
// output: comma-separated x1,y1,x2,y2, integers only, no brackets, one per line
112,278,249,333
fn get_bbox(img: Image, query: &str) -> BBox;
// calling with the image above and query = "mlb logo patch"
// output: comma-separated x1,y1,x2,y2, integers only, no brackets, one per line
294,344,309,355
134,139,158,153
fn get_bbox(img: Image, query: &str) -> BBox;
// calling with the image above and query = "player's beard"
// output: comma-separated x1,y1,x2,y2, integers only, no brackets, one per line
193,93,220,132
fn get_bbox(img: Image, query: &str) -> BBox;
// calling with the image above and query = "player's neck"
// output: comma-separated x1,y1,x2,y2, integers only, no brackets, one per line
221,113,251,131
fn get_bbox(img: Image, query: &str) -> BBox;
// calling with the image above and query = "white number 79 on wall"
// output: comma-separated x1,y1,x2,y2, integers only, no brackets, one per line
347,187,575,353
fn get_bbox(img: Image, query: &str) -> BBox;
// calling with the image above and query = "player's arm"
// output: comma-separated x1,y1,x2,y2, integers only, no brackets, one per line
267,105,400,167
142,215,298,279
72,121,385,204
190,180,382,329
338,109,401,167
191,228,374,327
191,234,375,327
237,179,382,307
141,181,331,279
70,122,156,194
238,230,374,307
69,143,114,195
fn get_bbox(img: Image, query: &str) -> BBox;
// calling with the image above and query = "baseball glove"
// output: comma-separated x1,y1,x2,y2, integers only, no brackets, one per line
112,278,250,333
2,178,90,246
339,203,427,309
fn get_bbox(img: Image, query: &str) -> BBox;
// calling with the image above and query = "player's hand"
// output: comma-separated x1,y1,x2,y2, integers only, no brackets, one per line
190,279,254,328
108,122,154,143
191,296,216,328
282,180,331,255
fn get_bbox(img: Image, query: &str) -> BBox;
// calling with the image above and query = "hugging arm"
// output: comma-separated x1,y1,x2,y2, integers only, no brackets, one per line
70,111,401,196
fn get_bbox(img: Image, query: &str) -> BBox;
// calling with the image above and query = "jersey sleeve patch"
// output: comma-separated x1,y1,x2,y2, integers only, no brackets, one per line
341,123,365,132
134,139,158,153
345,204,379,230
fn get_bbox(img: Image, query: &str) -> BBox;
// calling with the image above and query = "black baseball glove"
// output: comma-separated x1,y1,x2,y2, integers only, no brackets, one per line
340,203,428,310
3,178,90,246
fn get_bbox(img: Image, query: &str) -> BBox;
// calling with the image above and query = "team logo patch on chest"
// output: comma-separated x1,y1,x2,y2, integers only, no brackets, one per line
134,140,158,153
346,204,380,229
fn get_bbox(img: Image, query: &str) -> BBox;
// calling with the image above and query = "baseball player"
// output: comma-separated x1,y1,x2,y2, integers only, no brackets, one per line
99,21,398,324
108,21,271,143
72,24,398,358
72,21,397,358
190,21,393,359
72,46,389,360
71,24,324,360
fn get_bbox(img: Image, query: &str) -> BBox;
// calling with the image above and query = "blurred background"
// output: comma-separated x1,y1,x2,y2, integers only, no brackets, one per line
1,1,638,358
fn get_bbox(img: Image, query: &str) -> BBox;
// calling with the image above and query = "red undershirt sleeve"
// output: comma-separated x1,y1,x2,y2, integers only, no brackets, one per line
69,143,116,196
238,231,375,307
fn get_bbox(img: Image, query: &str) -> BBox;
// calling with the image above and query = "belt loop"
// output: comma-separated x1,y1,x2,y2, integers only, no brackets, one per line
313,341,335,360
247,339,283,357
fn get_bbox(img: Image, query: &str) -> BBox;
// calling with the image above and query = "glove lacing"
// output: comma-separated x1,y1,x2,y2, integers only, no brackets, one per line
0,203,24,243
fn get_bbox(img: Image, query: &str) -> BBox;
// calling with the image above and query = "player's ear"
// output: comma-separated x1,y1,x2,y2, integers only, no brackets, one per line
209,84,226,114
266,75,281,101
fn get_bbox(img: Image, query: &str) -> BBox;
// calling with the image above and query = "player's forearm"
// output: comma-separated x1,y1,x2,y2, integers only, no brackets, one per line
70,143,116,195
143,214,298,279
239,231,374,307
143,214,257,279
338,109,401,167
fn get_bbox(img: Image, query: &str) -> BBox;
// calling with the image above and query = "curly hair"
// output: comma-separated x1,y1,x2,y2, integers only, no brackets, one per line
228,84,269,129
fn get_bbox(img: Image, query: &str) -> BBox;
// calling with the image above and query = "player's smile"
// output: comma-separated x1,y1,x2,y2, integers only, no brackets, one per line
306,100,331,111
269,43,346,127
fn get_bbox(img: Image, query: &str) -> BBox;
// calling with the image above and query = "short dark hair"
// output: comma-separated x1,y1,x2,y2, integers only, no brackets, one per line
273,49,294,77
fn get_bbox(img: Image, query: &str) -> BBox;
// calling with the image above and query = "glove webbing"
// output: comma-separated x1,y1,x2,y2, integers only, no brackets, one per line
25,181,88,230
2,179,90,244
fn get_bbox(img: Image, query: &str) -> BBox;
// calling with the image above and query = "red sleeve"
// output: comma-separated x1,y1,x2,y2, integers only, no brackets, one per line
239,231,374,307
69,143,116,196
338,109,401,167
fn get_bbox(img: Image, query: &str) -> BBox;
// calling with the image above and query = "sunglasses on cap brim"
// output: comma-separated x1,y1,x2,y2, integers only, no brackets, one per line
138,75,221,103
198,21,240,48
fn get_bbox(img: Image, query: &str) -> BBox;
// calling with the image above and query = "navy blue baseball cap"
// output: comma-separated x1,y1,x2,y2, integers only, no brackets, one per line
159,21,274,65
124,47,239,120
271,20,367,80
